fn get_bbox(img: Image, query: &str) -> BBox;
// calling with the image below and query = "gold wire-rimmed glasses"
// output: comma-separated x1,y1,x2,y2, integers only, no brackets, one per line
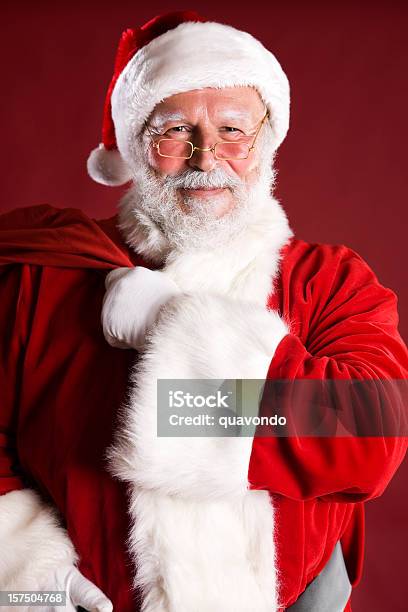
145,110,269,161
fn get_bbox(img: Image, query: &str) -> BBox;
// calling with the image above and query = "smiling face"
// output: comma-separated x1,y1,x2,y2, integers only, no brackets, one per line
144,86,267,218
122,85,276,253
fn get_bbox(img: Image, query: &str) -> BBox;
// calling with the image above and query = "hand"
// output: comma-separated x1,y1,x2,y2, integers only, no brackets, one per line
101,266,182,351
41,564,113,612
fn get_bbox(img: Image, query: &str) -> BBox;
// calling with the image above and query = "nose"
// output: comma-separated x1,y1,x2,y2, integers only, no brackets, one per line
187,132,217,172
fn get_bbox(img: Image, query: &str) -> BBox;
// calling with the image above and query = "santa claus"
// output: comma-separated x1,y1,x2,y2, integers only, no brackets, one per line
0,10,406,612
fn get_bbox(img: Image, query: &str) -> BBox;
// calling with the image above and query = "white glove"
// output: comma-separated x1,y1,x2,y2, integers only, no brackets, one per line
101,266,182,351
40,564,113,612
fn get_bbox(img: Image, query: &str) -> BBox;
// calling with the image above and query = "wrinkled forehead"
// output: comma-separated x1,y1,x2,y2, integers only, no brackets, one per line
148,86,266,127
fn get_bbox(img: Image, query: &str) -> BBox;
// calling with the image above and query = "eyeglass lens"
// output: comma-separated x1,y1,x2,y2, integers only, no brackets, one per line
157,139,250,160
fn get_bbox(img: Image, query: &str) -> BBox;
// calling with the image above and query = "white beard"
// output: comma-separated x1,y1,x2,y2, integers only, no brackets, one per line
118,146,279,261
133,166,270,250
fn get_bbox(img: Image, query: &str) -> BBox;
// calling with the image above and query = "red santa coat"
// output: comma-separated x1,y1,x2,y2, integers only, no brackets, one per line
0,203,406,611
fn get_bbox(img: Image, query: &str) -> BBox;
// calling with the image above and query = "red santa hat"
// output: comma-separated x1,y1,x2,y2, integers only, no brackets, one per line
87,10,290,187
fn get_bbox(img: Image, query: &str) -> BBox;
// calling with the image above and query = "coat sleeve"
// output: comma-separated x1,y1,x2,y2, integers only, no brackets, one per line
0,264,78,589
248,244,408,503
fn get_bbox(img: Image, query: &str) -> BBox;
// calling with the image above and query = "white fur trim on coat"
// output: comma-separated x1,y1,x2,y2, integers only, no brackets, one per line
110,179,293,609
127,488,278,612
108,293,289,498
0,489,77,591
111,20,290,173
107,294,289,611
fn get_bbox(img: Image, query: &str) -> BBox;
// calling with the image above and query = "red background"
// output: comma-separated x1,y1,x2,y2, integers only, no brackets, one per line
2,1,407,609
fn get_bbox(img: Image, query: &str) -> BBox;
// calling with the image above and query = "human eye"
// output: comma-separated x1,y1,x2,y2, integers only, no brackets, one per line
219,126,246,140
164,125,191,135
221,126,242,133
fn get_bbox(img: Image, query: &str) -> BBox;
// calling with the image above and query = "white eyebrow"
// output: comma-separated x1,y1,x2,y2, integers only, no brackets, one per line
148,108,259,132
216,110,251,122
149,111,188,132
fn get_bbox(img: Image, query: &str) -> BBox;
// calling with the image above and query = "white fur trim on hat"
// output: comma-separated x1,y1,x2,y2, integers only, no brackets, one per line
111,21,290,171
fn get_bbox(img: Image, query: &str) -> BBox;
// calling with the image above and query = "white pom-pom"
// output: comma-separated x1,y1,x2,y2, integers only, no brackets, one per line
86,143,133,186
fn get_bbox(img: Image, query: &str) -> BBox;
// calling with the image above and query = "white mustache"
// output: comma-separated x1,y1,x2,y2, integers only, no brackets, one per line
162,167,243,191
